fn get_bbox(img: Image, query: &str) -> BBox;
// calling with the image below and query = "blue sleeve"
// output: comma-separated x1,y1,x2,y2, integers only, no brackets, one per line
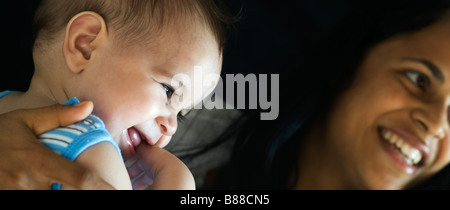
38,97,122,161
38,114,122,162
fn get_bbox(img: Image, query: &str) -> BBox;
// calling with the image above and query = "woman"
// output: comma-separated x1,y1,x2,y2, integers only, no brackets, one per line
218,0,450,189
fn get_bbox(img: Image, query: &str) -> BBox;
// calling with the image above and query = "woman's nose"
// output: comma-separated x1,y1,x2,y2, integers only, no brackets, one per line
155,113,178,136
411,102,449,139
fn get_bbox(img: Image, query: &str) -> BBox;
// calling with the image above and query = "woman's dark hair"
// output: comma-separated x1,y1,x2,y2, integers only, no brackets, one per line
217,0,450,189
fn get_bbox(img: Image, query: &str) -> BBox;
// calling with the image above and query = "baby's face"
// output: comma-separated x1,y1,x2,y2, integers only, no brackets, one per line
76,24,222,159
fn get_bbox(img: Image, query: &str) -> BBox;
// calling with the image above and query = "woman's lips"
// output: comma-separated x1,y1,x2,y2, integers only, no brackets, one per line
377,126,430,174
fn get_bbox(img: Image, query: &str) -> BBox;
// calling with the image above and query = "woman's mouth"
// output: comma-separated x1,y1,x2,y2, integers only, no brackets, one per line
378,126,429,174
381,129,422,165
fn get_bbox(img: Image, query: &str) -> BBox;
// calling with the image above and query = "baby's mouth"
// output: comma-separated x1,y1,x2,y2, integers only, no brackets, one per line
119,125,169,160
127,127,143,148
120,127,143,160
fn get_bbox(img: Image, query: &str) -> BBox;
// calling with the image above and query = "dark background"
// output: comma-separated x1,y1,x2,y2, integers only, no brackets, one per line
0,0,357,92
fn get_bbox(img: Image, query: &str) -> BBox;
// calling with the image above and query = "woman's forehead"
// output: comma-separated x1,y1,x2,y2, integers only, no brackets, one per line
366,18,450,70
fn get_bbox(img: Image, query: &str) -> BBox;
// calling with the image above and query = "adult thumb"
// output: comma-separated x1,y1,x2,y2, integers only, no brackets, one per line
15,101,94,136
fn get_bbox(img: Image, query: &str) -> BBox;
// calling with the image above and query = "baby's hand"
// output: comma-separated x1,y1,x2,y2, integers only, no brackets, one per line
127,143,195,190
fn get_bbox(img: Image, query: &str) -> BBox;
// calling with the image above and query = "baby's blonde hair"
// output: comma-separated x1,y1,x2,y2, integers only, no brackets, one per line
33,0,233,51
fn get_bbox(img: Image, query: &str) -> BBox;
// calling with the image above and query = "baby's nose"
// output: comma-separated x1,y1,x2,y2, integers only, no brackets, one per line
155,114,177,136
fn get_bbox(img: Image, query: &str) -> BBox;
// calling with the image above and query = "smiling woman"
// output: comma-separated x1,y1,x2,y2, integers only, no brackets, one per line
317,19,450,189
217,0,450,190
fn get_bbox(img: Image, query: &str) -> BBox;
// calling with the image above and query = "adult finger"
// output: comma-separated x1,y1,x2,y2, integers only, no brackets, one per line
0,102,116,190
17,101,94,136
44,154,115,190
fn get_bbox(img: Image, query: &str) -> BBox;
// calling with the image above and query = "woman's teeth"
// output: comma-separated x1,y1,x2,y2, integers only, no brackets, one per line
381,129,422,166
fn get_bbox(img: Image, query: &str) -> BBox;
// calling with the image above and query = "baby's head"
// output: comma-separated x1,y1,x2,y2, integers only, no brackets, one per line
32,0,230,158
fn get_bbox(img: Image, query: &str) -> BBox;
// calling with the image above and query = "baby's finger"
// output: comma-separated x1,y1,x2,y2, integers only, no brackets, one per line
132,173,154,190
127,160,144,179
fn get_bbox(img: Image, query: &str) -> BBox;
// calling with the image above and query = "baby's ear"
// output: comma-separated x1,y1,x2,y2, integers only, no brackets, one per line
63,12,108,74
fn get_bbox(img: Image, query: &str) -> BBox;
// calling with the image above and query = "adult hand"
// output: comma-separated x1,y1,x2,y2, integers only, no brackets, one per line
0,102,115,190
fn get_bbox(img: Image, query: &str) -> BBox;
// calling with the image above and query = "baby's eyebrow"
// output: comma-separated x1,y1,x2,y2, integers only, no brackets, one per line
402,57,445,83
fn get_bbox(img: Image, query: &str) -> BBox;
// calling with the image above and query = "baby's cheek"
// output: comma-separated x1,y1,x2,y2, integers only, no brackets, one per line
93,104,133,136
155,135,172,148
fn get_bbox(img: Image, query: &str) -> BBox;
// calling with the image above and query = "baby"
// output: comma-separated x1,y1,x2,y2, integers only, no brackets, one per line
0,0,227,189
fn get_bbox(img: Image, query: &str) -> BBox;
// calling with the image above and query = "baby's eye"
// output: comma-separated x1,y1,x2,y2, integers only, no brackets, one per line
406,71,430,91
162,84,174,98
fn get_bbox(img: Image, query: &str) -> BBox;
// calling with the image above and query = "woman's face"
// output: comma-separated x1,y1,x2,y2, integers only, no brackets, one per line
323,17,450,189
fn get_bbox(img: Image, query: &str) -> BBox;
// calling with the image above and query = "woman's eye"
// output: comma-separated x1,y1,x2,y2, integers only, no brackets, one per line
406,71,429,91
163,84,174,98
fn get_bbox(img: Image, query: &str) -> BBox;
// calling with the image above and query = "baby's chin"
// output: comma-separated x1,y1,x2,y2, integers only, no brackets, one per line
153,135,172,148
